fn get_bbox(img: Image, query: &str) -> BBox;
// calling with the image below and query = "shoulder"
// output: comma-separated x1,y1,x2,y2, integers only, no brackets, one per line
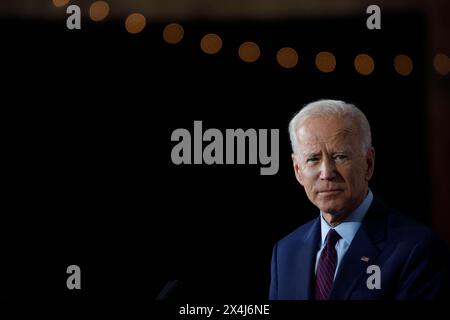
274,217,318,250
371,197,447,251
368,198,450,299
389,213,448,257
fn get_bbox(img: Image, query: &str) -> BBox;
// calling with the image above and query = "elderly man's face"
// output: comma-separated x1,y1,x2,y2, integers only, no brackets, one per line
292,116,375,218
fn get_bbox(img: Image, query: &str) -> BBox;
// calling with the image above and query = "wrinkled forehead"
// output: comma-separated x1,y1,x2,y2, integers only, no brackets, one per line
296,115,359,151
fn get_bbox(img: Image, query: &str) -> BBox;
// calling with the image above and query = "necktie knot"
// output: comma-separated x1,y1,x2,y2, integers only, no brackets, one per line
326,229,341,247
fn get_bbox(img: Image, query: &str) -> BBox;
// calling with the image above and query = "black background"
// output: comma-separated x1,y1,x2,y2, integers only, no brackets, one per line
1,11,430,300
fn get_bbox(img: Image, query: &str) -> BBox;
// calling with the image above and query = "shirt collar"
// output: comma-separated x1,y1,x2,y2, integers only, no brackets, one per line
319,189,374,246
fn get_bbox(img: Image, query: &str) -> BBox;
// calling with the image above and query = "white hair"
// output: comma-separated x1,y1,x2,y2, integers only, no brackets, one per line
288,99,372,155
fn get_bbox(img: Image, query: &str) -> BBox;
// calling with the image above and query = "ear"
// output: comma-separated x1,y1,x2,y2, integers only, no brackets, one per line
365,147,375,181
292,153,304,186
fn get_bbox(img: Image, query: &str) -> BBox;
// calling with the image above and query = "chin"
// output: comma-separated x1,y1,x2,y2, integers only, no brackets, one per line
317,201,345,215
327,208,346,216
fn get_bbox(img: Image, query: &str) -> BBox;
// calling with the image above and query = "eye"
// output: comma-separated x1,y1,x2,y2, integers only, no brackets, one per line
306,157,319,163
333,154,347,161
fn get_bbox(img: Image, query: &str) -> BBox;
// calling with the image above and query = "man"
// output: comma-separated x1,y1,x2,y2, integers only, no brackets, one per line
269,99,450,300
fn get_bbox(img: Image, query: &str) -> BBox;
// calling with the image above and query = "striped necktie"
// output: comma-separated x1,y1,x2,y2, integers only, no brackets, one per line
315,228,341,300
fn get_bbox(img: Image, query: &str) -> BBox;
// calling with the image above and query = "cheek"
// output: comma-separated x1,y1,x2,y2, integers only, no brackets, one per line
300,167,318,186
301,164,319,177
341,164,365,189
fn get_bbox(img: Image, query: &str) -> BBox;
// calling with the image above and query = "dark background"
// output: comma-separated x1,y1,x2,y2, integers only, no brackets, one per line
1,12,432,299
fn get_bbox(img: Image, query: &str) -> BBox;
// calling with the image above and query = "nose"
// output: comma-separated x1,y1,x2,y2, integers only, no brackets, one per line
319,157,337,181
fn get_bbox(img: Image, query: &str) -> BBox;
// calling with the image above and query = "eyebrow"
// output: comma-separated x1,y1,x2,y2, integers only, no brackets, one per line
332,150,351,154
302,151,320,158
301,149,352,158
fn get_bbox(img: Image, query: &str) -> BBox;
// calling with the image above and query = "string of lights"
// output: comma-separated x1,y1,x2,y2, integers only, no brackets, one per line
52,0,449,76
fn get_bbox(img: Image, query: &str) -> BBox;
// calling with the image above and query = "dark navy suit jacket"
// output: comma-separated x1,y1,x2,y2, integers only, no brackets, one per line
269,196,450,300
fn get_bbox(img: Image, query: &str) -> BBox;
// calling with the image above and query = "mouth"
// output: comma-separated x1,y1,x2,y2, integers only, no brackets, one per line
318,189,343,195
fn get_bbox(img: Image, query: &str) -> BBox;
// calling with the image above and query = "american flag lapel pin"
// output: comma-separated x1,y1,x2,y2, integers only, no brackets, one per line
361,256,370,262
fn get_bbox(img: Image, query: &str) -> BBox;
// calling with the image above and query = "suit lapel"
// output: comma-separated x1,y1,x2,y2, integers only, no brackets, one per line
329,226,380,299
329,197,388,300
295,218,321,299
